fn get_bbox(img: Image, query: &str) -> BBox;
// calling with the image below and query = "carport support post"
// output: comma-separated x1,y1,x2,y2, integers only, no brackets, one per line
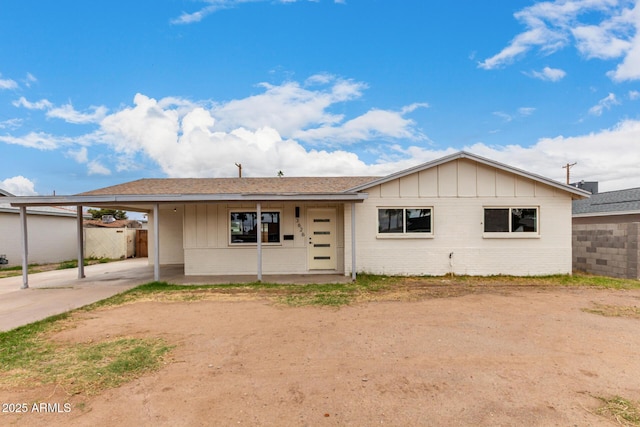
256,202,262,282
77,206,85,279
153,203,160,282
351,202,357,281
19,206,28,289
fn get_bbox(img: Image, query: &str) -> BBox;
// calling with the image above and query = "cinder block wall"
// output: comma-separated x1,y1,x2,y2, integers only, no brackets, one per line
573,222,639,279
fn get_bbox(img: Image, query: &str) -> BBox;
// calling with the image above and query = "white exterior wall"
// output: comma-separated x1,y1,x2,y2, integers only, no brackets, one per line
0,211,78,267
345,159,574,276
148,206,185,266
182,202,344,275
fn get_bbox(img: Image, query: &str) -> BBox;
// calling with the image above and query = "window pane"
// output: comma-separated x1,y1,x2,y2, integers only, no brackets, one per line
484,209,509,232
261,212,280,242
406,209,431,233
511,208,537,232
230,212,257,243
231,211,281,243
378,209,404,233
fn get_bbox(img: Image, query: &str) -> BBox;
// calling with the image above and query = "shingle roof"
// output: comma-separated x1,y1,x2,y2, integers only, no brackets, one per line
573,187,640,215
78,177,379,196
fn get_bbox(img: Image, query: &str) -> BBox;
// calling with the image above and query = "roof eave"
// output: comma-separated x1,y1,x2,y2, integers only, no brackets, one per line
7,192,368,207
573,210,640,218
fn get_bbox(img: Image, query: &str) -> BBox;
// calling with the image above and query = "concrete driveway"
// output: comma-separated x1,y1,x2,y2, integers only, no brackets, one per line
0,258,153,332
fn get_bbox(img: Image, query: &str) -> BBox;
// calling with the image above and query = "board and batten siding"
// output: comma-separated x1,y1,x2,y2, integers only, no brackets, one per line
180,202,345,275
345,159,573,276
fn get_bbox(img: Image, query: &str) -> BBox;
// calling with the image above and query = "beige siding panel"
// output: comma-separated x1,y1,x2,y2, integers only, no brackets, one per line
418,169,438,197
196,205,207,248
535,183,556,197
477,165,496,197
206,204,218,247
437,162,458,196
457,159,477,197
380,180,400,198
399,174,419,197
184,205,197,248
496,171,515,197
150,206,185,265
516,177,535,197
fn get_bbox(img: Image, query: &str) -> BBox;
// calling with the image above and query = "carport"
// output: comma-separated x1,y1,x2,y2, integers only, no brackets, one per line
7,191,366,290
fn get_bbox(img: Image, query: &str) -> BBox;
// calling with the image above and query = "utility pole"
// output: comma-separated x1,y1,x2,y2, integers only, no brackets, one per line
234,163,242,178
562,162,576,184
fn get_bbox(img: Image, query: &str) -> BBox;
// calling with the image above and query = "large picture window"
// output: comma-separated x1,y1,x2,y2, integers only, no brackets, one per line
484,208,537,233
378,208,432,234
230,211,280,244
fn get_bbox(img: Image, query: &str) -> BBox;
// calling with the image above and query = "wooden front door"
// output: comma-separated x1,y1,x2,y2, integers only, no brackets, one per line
135,229,148,258
307,209,337,270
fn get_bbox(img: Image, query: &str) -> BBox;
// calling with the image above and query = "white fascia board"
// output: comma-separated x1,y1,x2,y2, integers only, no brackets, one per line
7,192,368,207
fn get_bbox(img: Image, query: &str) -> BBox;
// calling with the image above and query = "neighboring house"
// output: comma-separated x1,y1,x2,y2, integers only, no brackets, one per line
573,187,640,279
83,218,145,260
8,152,589,279
0,188,87,267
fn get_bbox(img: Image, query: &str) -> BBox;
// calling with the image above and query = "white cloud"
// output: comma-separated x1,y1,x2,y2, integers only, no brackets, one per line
1,176,38,196
630,90,640,99
0,118,22,130
12,96,53,110
0,132,65,150
171,0,345,24
47,103,108,124
493,112,512,122
13,97,108,124
212,76,366,137
0,74,18,90
588,92,619,115
480,0,640,81
528,66,567,81
462,119,640,191
518,107,536,116
87,160,111,176
22,73,37,88
67,147,88,163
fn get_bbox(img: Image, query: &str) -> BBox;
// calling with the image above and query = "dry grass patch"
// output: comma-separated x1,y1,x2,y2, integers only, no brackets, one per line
595,396,640,426
583,303,640,319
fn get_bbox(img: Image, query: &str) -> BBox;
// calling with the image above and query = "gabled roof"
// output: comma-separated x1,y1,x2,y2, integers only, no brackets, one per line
0,188,15,197
573,187,640,216
347,151,591,199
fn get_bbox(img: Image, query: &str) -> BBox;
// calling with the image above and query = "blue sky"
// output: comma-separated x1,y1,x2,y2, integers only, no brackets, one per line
1,0,639,197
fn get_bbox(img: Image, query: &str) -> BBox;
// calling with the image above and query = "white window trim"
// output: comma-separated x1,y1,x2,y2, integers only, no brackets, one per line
228,209,282,246
376,207,434,239
482,206,540,239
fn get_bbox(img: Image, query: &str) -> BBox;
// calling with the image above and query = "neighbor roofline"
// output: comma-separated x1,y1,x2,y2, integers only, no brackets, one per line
573,210,640,218
346,151,591,198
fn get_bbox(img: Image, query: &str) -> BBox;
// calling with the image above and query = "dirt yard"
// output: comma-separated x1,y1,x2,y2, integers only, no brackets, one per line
2,285,640,426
